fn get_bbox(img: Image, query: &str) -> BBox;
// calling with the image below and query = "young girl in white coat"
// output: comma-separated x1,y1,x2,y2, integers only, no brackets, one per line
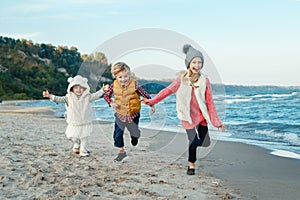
43,75,108,156
143,44,226,175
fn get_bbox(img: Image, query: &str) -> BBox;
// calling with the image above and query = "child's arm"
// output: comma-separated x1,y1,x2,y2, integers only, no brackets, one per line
150,105,155,114
205,78,226,131
42,90,67,104
103,83,118,108
142,76,180,106
136,82,152,99
136,82,156,114
90,84,109,101
103,83,113,104
43,90,52,99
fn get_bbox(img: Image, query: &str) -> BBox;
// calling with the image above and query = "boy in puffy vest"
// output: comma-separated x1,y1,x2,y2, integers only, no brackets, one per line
104,62,155,162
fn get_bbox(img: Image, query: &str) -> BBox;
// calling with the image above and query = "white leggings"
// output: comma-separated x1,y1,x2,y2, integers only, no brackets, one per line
72,137,89,152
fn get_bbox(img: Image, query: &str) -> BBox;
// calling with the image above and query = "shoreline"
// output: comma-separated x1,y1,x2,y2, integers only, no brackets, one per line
1,102,300,199
139,126,300,160
4,99,300,160
202,140,300,200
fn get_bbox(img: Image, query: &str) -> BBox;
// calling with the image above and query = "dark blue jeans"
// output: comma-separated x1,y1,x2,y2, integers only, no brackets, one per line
113,115,140,147
186,124,210,163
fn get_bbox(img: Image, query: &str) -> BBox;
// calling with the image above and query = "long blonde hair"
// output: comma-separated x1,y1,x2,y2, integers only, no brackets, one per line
181,69,201,84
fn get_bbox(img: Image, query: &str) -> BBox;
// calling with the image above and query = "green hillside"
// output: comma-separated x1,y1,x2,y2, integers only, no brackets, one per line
0,36,112,100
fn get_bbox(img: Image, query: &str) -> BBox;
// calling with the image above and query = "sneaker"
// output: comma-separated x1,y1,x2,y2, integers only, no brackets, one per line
72,143,80,154
80,151,90,157
73,147,79,154
187,167,195,175
73,142,80,154
114,152,127,162
131,137,139,146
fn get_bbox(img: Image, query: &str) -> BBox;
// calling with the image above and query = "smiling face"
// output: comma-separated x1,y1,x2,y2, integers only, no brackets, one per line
71,85,86,96
189,57,203,74
116,70,131,87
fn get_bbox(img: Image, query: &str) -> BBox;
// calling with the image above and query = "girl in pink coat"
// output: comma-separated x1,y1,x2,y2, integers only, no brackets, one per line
143,44,226,175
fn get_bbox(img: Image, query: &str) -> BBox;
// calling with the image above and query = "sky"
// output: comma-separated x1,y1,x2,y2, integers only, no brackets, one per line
0,0,299,86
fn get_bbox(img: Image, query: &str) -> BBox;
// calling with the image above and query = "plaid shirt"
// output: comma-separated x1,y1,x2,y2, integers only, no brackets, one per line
104,81,151,123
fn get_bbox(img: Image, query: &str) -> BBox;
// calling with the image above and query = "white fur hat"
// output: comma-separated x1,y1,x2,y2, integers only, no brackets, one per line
67,75,90,93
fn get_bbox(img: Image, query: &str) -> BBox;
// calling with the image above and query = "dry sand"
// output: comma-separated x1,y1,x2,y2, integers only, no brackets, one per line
1,101,299,200
0,101,235,200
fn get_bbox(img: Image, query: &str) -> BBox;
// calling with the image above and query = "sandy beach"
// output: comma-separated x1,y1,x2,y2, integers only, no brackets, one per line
0,101,299,199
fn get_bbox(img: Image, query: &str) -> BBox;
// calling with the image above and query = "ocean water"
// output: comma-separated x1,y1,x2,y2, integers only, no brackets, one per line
222,85,300,159
17,85,300,159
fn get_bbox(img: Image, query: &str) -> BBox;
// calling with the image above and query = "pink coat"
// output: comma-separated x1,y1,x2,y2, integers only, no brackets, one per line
148,76,222,129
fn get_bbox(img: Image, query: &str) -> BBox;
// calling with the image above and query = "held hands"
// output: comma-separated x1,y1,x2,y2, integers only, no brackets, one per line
141,98,155,114
141,97,151,106
42,90,51,98
102,84,109,92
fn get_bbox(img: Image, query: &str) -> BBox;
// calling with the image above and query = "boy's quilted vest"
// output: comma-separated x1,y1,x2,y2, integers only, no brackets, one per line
113,79,141,116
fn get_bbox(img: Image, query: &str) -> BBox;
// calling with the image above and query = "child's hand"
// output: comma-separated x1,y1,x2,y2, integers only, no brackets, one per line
102,84,109,92
110,102,120,110
218,124,226,132
42,90,51,98
150,105,155,115
141,97,151,106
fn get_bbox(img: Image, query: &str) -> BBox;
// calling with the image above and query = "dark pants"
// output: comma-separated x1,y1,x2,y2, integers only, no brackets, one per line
186,124,210,163
113,116,140,147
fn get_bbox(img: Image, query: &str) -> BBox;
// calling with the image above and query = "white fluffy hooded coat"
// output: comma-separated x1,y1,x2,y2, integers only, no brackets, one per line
66,75,104,126
51,75,105,139
66,75,95,126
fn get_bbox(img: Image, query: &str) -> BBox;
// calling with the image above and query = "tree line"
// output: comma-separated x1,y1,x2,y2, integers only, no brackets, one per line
0,36,113,100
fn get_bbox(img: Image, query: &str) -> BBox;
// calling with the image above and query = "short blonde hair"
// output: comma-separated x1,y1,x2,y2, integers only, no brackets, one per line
111,62,131,78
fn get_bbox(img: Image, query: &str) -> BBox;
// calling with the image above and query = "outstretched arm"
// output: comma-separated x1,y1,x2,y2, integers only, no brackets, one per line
142,76,180,106
103,83,119,109
135,82,155,114
42,90,67,104
42,90,52,99
103,83,113,105
205,78,226,131
90,84,109,101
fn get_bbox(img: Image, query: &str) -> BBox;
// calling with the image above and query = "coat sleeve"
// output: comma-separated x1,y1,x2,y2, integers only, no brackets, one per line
136,81,152,99
205,78,222,128
90,88,105,101
147,76,181,105
103,83,114,106
51,95,68,104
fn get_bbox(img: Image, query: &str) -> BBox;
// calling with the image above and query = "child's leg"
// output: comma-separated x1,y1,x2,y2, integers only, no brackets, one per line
71,137,80,154
79,137,90,157
126,116,141,146
72,137,80,146
114,118,126,148
186,128,200,166
196,124,210,147
80,136,89,152
186,128,200,175
113,118,128,161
